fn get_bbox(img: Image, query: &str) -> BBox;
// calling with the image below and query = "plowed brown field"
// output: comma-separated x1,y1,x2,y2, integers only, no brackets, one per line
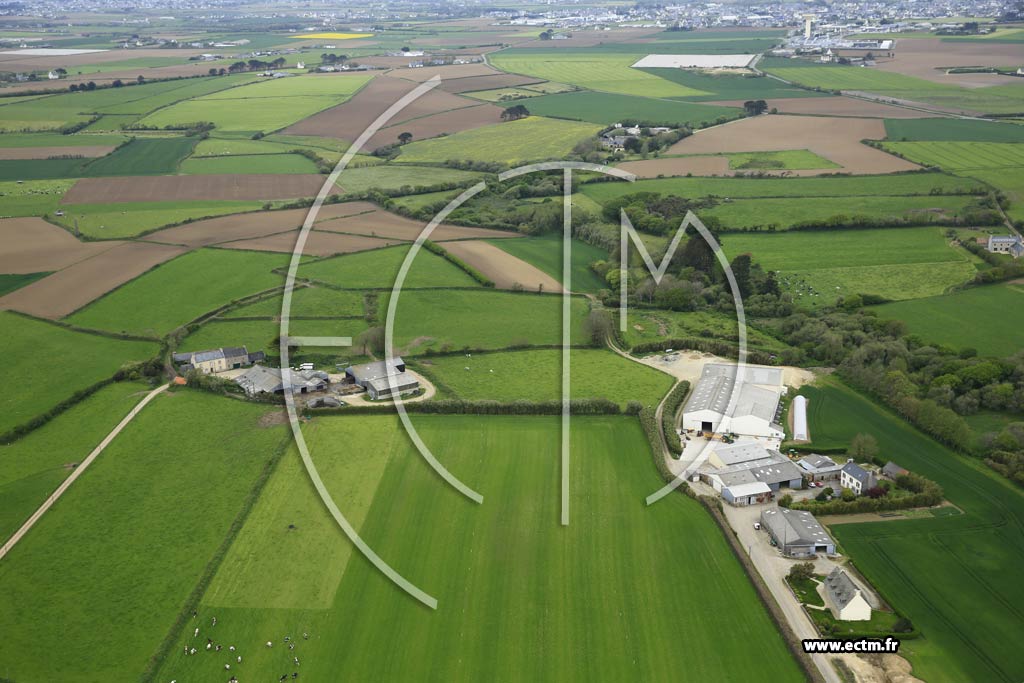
61,174,327,204
0,217,118,274
442,240,563,292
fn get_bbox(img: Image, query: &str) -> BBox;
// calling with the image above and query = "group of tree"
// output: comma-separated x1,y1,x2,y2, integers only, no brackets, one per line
742,99,768,116
228,58,286,73
500,104,530,121
320,53,348,65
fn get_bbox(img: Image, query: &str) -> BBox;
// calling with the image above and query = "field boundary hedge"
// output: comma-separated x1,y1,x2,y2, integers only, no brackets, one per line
307,397,624,417
661,380,691,455
422,239,495,287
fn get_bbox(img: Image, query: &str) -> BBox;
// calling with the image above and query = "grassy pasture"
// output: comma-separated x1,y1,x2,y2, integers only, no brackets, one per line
799,379,1024,683
490,51,707,98
199,73,372,99
704,194,982,230
181,317,370,357
179,152,320,175
725,149,839,170
67,249,287,336
0,136,199,180
873,283,1024,357
519,90,739,126
0,380,148,543
620,308,789,354
224,286,365,318
382,288,590,353
298,244,479,289
580,172,984,202
884,118,1024,143
0,179,72,215
0,311,159,434
395,117,601,165
883,141,1024,171
52,199,266,238
487,235,607,293
643,68,829,101
154,413,803,682
335,164,482,193
0,390,289,683
722,227,977,303
420,348,672,407
0,132,127,147
192,134,350,163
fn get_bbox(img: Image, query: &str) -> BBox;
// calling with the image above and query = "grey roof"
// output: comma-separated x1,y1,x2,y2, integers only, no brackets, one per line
842,461,875,486
824,567,864,611
346,357,405,384
367,375,419,394
172,352,192,363
234,366,326,395
882,462,909,479
799,454,840,472
221,346,248,359
193,349,226,364
760,507,835,549
747,460,804,486
713,442,772,466
684,363,783,421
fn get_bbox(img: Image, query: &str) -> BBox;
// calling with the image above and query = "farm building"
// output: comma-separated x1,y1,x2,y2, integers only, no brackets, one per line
798,454,842,482
682,363,785,440
985,235,1023,258
173,346,259,374
704,444,804,495
345,357,419,400
791,395,809,441
882,462,909,480
760,507,836,558
722,481,773,507
823,567,872,621
234,365,328,397
708,442,774,469
840,460,878,495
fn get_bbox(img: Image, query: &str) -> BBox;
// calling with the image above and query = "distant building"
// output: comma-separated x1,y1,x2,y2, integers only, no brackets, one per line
47,70,60,79
234,365,328,396
682,363,785,440
760,507,836,558
840,460,878,495
882,461,909,480
798,454,842,482
174,346,255,374
823,567,872,621
986,235,1024,258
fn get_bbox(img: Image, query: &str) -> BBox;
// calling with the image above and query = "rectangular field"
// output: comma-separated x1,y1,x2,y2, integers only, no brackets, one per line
882,141,1024,171
298,244,480,289
53,200,267,239
152,413,804,682
620,309,789,354
518,90,738,127
884,118,1024,142
61,174,326,203
487,235,608,293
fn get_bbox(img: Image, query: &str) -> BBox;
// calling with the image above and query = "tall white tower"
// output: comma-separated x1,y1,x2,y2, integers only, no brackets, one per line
803,14,814,39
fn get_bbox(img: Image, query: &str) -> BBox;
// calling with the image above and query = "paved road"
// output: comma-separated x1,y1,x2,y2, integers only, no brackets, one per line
0,383,169,562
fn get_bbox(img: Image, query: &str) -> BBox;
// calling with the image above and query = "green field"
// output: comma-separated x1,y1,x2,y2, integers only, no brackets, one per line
885,118,1024,143
53,199,267,238
580,172,984,203
873,283,1024,357
641,68,830,101
395,116,601,165
0,390,289,682
0,271,49,296
223,286,365,318
181,317,370,358
883,141,1024,171
518,91,739,126
420,348,673,407
488,235,607,293
0,132,128,147
0,381,148,542
491,51,707,98
67,249,287,336
179,152,320,175
383,288,589,353
722,227,978,303
704,194,981,230
0,136,199,181
153,413,804,682
0,179,72,215
335,164,482,193
299,244,479,289
724,149,840,170
620,308,789,354
799,379,1024,683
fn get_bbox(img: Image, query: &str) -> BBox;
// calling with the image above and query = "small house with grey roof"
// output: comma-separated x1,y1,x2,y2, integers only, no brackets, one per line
823,567,872,621
840,460,878,496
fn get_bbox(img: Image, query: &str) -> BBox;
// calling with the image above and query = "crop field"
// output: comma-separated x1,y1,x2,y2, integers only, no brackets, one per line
441,240,563,291
873,283,1024,357
518,90,738,126
179,153,320,175
420,348,672,407
223,286,365,318
200,73,372,99
60,174,325,203
883,141,1024,171
0,131,127,148
0,311,159,434
0,391,289,683
725,149,840,170
579,172,985,203
620,309,789,354
704,194,982,230
382,288,589,353
67,249,288,336
640,68,828,101
721,227,978,303
884,118,1024,143
0,272,49,297
53,199,267,238
0,380,148,543
299,244,479,289
368,102,506,150
490,51,707,98
0,217,124,274
799,379,1024,683
395,117,601,165
153,413,803,682
487,235,608,293
334,164,483,193
139,96,350,135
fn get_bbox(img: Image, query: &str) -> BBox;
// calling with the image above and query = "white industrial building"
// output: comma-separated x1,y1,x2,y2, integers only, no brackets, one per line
682,363,786,440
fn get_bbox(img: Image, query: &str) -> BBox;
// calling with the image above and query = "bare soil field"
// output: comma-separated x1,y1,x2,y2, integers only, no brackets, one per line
442,240,563,292
0,48,205,71
0,62,216,95
0,241,187,319
220,230,402,256
145,203,372,248
316,207,519,241
707,96,931,118
437,73,543,93
369,102,504,148
0,217,118,273
619,156,730,178
864,38,1024,88
0,145,116,159
61,175,328,204
664,115,918,174
383,63,499,82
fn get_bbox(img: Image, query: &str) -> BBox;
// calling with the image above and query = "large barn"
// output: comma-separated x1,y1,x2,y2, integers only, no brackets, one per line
682,363,786,440
344,357,420,400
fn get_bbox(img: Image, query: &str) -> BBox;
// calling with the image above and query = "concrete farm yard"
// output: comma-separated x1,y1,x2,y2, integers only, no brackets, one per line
1,11,1023,683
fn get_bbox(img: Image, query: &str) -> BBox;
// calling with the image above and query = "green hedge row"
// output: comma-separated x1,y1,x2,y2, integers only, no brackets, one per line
422,240,495,287
661,381,691,456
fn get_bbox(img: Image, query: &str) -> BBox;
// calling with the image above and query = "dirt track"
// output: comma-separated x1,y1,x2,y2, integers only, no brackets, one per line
61,174,327,204
0,241,187,318
442,240,563,292
663,114,919,174
0,217,120,273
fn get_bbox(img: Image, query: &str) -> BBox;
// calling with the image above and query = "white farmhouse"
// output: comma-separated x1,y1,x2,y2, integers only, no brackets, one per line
823,567,872,621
